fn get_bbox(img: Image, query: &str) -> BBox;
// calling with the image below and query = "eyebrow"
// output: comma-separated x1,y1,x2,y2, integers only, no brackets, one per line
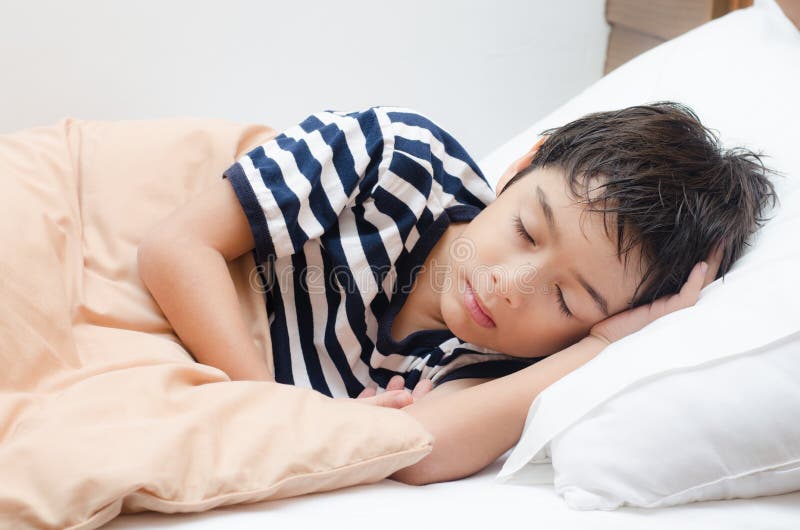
536,186,560,243
536,185,611,317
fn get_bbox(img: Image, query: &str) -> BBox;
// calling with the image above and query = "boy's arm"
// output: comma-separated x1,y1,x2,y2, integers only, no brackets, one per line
137,179,274,382
390,336,607,485
417,377,493,403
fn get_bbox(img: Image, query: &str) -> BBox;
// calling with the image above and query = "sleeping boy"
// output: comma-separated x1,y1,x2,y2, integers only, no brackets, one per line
137,102,776,485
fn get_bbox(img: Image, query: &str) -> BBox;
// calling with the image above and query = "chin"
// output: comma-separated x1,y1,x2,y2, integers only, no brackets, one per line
441,293,479,343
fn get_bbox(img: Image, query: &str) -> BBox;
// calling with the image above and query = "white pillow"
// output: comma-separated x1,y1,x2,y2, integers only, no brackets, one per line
552,324,800,509
484,0,800,509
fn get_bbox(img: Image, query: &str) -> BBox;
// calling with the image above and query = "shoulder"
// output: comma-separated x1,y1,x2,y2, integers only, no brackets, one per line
372,106,468,156
296,107,493,210
374,106,447,134
374,107,492,197
300,106,446,140
306,106,480,172
288,106,459,168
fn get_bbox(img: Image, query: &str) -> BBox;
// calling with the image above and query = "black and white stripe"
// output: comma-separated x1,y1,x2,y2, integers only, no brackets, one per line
224,107,539,398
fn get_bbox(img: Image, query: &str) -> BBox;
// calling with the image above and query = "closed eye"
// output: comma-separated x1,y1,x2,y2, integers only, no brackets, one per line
555,285,574,318
513,214,536,245
514,214,574,318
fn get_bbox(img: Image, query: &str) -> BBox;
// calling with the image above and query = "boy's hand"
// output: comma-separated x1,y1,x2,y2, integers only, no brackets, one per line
353,375,434,408
352,390,414,408
589,243,724,345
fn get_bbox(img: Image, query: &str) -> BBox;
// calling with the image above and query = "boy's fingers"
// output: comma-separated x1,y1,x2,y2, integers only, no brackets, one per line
372,390,412,409
360,390,414,409
677,261,707,306
361,376,430,403
386,375,405,392
675,243,724,307
702,242,725,289
411,379,433,400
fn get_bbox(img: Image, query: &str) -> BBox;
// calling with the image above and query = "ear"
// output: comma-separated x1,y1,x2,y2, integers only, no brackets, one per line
495,136,547,198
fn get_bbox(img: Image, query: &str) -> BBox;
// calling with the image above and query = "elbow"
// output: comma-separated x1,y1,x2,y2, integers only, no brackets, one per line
389,408,467,486
389,440,486,486
390,464,435,486
389,446,453,486
389,421,439,486
391,458,469,486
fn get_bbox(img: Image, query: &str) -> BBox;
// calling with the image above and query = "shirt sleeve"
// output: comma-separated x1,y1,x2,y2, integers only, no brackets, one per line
434,358,542,386
426,343,544,388
222,108,388,265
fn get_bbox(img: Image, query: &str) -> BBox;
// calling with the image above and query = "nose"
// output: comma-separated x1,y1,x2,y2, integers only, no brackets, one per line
489,260,539,309
489,268,516,308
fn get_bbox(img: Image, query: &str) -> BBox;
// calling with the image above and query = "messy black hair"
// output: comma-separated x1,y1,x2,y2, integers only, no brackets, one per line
501,101,779,308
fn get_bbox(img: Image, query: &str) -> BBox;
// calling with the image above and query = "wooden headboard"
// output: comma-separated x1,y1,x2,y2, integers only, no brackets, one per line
604,0,755,74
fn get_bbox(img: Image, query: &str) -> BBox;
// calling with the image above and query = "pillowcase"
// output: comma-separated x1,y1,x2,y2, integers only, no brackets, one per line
0,117,433,530
485,0,800,509
552,319,800,509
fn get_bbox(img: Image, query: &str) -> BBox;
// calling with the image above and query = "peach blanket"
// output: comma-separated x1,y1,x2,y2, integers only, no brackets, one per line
0,118,432,530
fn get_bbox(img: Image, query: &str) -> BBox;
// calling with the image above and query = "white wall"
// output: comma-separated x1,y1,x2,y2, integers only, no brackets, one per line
0,0,608,160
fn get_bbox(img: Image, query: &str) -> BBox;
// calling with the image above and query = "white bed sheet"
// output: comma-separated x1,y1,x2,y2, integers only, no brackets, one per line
107,451,800,530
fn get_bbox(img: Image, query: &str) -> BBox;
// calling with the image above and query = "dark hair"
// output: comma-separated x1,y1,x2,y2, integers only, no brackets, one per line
501,101,779,308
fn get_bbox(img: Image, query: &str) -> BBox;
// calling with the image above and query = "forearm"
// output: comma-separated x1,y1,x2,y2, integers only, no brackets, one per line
392,336,607,485
137,236,273,382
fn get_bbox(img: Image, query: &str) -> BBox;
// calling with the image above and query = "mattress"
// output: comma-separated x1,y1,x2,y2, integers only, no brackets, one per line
107,451,800,529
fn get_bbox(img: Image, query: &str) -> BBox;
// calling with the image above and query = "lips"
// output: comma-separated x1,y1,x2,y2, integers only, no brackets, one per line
464,279,496,328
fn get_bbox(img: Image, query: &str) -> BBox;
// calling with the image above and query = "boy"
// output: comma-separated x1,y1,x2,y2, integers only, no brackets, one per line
137,102,775,485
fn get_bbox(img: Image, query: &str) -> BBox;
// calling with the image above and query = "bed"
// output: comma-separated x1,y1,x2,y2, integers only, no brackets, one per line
2,0,798,529
107,0,800,528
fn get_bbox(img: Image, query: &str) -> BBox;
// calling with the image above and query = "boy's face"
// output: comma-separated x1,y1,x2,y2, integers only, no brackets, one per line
439,157,646,358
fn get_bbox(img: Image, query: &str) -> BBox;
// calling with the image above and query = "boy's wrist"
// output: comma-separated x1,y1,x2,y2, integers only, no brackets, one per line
584,332,612,350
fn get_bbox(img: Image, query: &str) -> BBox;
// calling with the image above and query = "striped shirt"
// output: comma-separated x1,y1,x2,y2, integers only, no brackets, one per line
223,106,538,398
